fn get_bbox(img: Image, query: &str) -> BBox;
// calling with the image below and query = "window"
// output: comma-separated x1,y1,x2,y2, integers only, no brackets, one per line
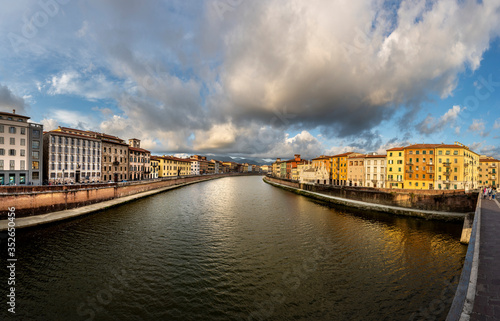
32,151,39,159
32,172,39,180
21,128,26,135
10,160,15,170
51,136,56,144
390,152,393,157
0,125,3,133
446,150,450,155
438,150,443,155
454,150,458,155
9,149,16,156
20,160,25,170
416,182,419,187
21,138,25,146
32,140,40,149
399,152,402,156
32,130,40,138
10,138,15,145
0,149,5,156
423,174,426,179
0,160,3,170
423,151,426,154
454,176,457,181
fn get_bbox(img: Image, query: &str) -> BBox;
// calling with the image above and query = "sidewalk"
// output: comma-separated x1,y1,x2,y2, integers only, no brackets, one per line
471,198,500,320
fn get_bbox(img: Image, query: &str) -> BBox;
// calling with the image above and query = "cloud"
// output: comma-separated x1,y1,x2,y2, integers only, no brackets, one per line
211,0,500,138
468,119,488,137
494,119,500,130
40,118,59,131
0,83,27,114
416,105,462,135
47,70,117,100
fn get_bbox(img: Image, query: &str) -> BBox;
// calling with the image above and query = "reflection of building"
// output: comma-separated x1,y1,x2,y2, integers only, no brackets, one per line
43,127,100,184
128,138,150,180
0,110,43,185
478,156,499,188
386,147,405,188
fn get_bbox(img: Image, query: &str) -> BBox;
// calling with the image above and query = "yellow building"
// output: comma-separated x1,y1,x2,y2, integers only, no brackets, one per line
157,156,191,177
386,147,405,188
332,152,362,185
404,144,439,190
479,156,500,188
435,142,479,190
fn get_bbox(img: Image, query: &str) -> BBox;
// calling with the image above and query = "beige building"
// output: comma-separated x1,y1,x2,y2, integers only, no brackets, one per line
347,154,366,187
150,156,160,179
0,110,43,185
298,162,330,184
128,138,151,180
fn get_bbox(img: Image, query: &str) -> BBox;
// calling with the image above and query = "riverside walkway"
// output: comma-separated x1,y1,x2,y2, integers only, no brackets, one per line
470,198,500,320
447,197,500,320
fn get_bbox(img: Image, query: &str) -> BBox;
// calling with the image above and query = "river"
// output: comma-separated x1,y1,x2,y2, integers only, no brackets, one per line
0,176,466,320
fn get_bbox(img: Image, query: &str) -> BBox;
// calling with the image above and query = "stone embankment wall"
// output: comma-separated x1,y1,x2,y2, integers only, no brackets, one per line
0,173,262,219
266,177,477,213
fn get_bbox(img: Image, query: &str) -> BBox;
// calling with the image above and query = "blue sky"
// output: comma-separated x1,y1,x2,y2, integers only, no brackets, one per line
0,0,499,159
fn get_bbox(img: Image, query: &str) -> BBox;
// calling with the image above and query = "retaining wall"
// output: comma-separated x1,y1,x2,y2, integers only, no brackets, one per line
0,174,261,219
266,177,477,213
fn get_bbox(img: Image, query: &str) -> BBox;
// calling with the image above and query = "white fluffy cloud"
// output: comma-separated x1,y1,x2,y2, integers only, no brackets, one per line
417,105,462,134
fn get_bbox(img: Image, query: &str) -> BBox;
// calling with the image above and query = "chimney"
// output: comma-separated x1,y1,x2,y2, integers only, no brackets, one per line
12,109,15,114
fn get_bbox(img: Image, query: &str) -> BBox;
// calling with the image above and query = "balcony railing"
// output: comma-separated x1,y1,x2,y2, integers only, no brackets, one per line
406,170,413,173
442,162,451,166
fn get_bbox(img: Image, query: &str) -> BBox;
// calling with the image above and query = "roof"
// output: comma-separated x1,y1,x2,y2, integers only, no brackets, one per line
0,111,30,119
312,155,332,160
480,158,500,162
404,144,441,149
129,146,150,154
156,156,191,162
332,152,358,158
386,147,404,151
46,130,101,140
365,154,386,158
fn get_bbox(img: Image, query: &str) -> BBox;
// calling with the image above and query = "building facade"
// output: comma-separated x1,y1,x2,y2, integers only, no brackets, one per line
0,110,43,185
386,147,404,188
364,154,386,188
479,156,499,188
43,128,101,184
347,155,365,187
435,142,479,190
158,156,191,177
332,152,362,185
128,139,151,180
404,144,438,190
150,156,160,179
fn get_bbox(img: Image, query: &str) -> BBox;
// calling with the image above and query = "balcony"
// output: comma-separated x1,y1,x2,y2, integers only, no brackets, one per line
442,162,451,167
491,164,497,168
492,175,497,180
464,163,470,167
406,170,413,173
427,170,435,174
112,161,120,166
406,161,413,165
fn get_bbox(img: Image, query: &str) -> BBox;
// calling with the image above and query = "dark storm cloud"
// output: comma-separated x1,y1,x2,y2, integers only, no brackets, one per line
0,84,27,114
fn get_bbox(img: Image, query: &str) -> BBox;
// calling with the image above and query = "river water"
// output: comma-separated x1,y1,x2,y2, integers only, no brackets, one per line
1,176,466,320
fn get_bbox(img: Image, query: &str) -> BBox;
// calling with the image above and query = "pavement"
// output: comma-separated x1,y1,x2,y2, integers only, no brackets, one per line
470,198,500,321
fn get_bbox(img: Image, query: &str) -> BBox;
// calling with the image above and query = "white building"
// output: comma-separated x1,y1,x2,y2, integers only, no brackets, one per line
190,159,200,175
298,163,330,185
0,110,43,185
364,154,386,188
43,129,102,184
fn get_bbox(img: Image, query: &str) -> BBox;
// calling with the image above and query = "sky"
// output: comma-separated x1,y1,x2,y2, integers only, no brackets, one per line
1,0,500,160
